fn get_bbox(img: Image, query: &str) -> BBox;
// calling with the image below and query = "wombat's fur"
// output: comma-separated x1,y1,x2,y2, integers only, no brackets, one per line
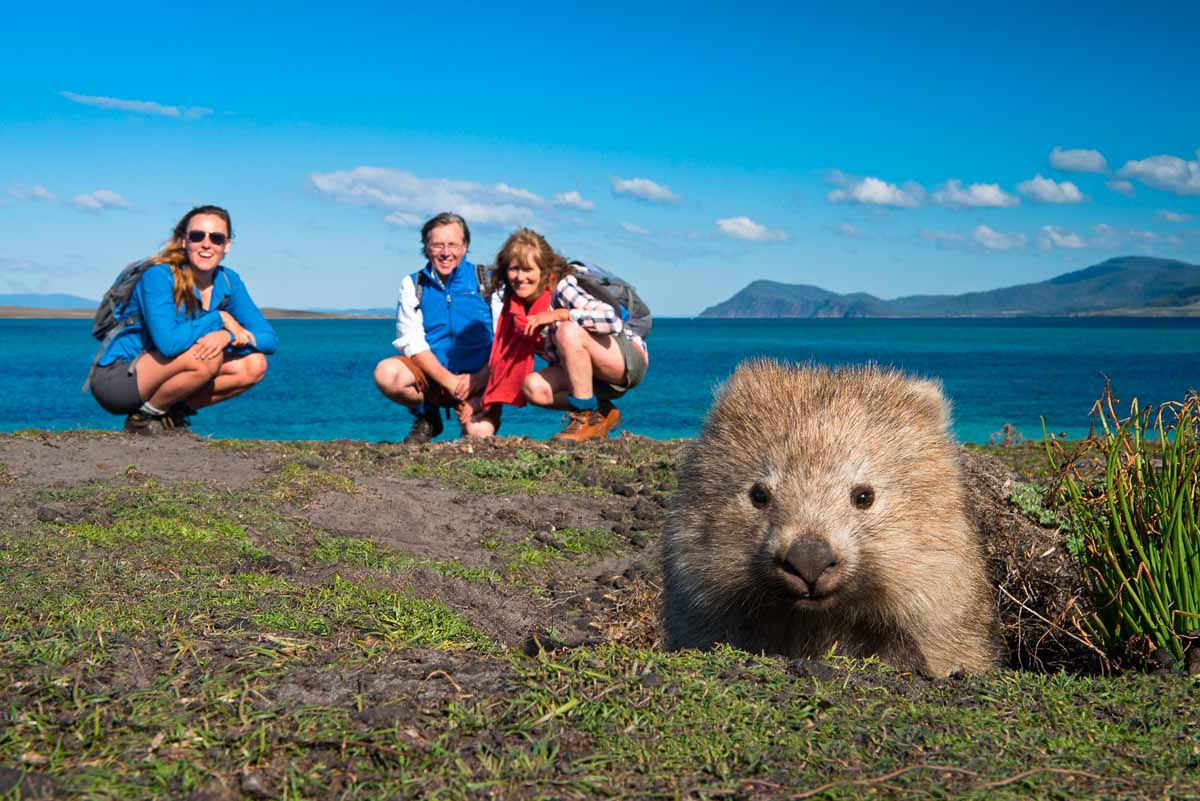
662,360,1000,676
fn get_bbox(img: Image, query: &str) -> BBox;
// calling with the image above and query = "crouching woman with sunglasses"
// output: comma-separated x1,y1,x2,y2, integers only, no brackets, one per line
88,205,277,434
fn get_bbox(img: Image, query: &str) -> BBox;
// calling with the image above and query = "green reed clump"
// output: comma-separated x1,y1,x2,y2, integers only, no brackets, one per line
1047,389,1200,668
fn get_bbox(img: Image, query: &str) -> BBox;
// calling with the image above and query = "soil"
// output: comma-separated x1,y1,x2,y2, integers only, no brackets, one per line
0,430,1092,670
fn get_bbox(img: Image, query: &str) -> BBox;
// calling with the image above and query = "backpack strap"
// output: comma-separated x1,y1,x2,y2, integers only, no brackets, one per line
475,262,491,300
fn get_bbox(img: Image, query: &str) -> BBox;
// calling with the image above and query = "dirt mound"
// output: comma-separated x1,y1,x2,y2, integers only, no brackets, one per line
960,448,1099,672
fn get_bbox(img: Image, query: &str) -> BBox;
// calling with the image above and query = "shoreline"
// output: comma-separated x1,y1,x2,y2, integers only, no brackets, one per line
0,306,390,320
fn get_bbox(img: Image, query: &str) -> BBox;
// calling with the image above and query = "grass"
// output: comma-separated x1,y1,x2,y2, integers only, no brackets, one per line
2,433,1198,799
1048,390,1200,669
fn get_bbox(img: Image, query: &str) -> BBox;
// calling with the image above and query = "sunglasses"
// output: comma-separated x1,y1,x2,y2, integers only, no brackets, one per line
186,230,229,246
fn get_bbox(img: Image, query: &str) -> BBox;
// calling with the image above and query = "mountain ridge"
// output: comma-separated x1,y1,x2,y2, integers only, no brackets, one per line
700,256,1200,318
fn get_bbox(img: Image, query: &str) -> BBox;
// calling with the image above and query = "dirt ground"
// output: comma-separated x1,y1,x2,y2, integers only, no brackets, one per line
0,430,1093,671
7,430,1182,800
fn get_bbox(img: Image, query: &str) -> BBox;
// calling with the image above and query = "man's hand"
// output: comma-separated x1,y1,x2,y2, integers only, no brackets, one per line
451,373,472,402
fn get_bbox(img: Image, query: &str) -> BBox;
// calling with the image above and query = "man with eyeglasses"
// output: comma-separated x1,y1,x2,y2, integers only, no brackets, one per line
373,212,501,442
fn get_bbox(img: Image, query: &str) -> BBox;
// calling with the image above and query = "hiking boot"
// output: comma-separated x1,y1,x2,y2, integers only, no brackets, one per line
552,410,608,443
122,412,166,435
598,403,622,437
403,406,444,444
166,403,196,431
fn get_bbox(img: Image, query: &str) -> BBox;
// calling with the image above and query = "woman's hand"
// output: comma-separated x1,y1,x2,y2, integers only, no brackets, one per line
192,330,233,360
220,311,255,348
523,310,562,336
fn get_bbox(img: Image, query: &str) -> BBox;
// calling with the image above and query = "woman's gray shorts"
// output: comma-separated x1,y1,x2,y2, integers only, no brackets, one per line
595,334,648,402
90,358,143,415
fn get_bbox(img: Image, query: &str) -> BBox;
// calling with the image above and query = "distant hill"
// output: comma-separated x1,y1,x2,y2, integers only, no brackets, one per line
0,294,390,320
700,256,1200,318
0,293,96,309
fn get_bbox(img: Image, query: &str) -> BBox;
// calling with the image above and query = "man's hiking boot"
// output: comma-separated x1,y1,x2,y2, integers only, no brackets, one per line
403,406,444,444
552,410,609,443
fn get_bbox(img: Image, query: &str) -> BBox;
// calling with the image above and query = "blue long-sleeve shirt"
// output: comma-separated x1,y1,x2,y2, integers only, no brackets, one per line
98,263,278,366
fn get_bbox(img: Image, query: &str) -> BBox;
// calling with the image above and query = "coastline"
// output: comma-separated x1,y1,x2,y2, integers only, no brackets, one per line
0,306,390,320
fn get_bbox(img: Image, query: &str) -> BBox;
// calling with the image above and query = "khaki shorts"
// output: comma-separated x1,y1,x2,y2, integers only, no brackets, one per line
396,355,458,409
595,335,648,402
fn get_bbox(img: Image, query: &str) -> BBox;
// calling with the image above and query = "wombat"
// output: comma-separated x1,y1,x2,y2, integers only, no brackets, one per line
662,360,999,677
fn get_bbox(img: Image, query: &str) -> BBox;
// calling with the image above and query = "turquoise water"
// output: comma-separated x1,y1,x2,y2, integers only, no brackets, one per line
4,317,1200,443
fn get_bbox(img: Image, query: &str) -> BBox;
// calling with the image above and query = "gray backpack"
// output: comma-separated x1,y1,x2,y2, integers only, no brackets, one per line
569,260,652,339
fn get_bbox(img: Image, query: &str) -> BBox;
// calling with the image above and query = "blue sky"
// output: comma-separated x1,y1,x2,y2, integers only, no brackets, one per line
2,1,1198,315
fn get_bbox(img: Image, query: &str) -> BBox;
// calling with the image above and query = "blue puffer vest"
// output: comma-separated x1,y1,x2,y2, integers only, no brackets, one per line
414,259,493,374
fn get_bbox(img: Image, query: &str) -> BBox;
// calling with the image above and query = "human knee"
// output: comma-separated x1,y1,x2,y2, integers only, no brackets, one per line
240,353,268,385
195,353,224,381
522,373,554,406
554,320,587,350
374,358,412,393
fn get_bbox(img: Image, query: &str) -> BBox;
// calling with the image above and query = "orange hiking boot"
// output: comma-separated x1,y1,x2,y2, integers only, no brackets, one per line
552,410,608,443
598,403,622,437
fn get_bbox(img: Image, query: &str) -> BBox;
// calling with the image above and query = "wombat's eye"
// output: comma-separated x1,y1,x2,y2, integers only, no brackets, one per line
748,483,771,508
851,485,875,510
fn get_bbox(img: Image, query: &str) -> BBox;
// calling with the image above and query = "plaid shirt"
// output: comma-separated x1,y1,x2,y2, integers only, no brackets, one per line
541,274,648,367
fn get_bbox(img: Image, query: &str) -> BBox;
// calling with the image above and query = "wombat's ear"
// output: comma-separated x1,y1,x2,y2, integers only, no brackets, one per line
905,377,952,432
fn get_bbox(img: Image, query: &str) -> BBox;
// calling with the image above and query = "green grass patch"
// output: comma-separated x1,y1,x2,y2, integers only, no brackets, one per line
481,527,621,576
311,533,502,584
1048,390,1200,669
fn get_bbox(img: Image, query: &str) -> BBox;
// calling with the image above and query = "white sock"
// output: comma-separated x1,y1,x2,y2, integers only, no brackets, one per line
138,401,165,417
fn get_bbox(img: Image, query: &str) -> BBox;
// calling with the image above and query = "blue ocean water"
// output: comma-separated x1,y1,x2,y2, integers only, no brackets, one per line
4,317,1200,443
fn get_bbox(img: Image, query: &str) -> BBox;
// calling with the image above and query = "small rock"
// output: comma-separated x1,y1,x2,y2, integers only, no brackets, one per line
610,483,635,497
35,506,60,523
240,770,273,800
188,777,238,801
1187,648,1200,677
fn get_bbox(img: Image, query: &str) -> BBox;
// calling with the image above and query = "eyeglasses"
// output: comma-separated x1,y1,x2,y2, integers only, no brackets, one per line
427,242,463,253
186,230,229,246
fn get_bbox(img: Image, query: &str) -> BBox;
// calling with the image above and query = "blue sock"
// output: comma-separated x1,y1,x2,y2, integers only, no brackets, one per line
567,394,598,412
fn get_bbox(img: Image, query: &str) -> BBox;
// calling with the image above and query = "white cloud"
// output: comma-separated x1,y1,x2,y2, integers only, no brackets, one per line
1092,223,1121,248
495,183,544,205
1049,146,1108,174
60,90,212,120
610,176,679,203
1106,179,1135,197
309,166,541,227
383,212,424,227
72,190,128,211
715,216,787,242
835,222,861,238
1017,174,1088,204
920,229,967,249
827,173,924,208
1158,210,1193,223
9,185,55,202
1118,149,1200,196
1127,230,1182,247
1038,225,1086,250
932,179,1019,209
553,190,595,211
973,225,1027,251
620,221,648,235
0,256,39,271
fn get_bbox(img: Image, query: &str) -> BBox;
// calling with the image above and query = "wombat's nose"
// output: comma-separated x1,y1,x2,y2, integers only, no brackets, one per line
783,540,839,593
